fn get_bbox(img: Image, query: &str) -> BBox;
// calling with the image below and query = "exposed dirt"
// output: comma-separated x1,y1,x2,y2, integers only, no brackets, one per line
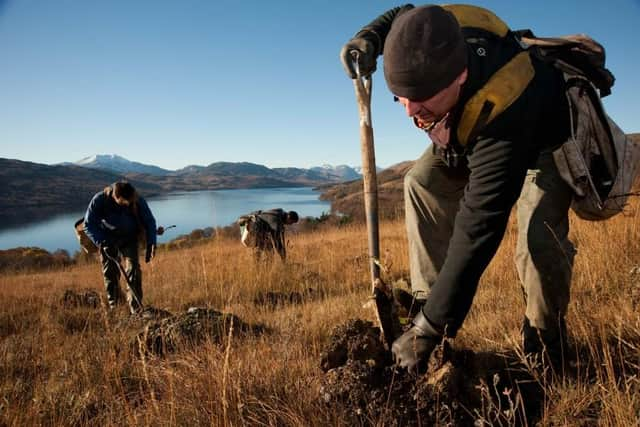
133,307,265,357
253,288,320,308
61,289,101,309
319,319,543,426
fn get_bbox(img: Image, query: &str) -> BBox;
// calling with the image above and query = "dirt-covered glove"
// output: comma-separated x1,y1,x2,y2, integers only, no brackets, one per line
145,243,156,263
391,310,442,373
340,32,380,79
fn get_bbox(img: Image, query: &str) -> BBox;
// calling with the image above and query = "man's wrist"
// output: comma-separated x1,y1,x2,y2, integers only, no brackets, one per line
412,310,442,338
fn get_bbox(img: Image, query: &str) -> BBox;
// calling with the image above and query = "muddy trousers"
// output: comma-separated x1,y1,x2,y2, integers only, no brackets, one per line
404,147,576,333
100,242,143,313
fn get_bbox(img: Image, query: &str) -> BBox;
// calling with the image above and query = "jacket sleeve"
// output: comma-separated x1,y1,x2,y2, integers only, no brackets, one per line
137,197,157,246
355,4,415,55
421,134,534,336
83,192,107,246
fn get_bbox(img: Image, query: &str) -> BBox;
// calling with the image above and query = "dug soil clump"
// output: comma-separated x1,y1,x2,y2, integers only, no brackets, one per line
319,319,537,426
61,289,101,309
253,288,321,308
133,307,264,356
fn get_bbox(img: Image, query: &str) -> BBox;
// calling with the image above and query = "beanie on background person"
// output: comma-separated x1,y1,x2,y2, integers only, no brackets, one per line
383,5,467,100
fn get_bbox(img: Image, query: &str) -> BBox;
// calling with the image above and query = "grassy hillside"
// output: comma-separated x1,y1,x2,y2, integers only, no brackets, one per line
1,194,640,425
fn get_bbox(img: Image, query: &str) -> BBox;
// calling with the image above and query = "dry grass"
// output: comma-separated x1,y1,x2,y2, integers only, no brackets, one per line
1,197,639,426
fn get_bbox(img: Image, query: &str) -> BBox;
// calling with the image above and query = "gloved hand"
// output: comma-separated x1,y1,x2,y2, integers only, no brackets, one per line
340,33,379,79
145,243,156,263
157,226,165,236
391,310,442,373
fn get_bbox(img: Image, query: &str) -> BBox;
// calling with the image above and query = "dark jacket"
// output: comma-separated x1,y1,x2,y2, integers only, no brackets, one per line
361,4,570,335
255,209,287,232
242,209,288,259
84,186,157,248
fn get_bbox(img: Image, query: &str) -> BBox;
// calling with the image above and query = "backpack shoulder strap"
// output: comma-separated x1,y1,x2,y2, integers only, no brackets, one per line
457,51,535,146
442,5,509,37
439,5,535,146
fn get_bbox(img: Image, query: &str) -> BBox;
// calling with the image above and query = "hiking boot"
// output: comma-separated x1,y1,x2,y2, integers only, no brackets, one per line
393,288,427,318
522,317,572,376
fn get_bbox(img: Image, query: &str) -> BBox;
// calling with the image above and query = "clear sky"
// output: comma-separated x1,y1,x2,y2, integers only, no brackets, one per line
1,0,638,170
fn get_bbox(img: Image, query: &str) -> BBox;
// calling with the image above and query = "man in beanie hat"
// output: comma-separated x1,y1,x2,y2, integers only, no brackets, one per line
341,5,574,373
82,181,160,313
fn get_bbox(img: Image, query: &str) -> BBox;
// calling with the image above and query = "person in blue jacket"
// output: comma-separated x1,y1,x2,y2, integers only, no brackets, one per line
83,181,159,313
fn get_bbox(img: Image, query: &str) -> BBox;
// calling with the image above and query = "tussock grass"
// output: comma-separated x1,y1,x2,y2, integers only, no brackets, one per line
1,198,639,426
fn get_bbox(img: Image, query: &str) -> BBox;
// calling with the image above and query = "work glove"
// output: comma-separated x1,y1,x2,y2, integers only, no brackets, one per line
340,32,380,79
145,243,156,263
157,226,165,236
391,310,442,374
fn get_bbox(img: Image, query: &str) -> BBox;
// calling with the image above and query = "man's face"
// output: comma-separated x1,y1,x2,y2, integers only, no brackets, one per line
114,195,131,207
394,68,468,128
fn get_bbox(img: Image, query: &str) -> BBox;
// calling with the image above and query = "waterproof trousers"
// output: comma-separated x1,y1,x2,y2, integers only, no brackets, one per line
404,146,576,332
100,241,143,313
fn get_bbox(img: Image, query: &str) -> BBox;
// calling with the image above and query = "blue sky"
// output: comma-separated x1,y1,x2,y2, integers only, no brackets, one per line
1,1,638,170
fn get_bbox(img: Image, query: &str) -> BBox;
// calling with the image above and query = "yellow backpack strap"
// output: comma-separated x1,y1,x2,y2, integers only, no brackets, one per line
442,4,510,37
457,51,535,146
442,5,536,146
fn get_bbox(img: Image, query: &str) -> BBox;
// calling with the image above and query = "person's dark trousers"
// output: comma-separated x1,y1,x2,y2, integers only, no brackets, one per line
100,241,143,313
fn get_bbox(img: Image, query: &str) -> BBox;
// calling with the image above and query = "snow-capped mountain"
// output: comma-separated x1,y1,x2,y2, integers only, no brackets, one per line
310,164,361,181
68,154,363,183
73,154,171,176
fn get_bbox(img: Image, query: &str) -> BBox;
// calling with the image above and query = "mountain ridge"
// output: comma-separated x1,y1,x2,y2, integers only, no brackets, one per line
67,154,361,181
1,156,360,227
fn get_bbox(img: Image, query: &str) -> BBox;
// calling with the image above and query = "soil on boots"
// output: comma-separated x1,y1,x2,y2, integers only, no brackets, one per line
319,319,543,426
133,307,265,357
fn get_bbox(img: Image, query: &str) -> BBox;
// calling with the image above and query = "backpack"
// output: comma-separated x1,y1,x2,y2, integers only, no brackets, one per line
438,4,640,220
518,31,640,220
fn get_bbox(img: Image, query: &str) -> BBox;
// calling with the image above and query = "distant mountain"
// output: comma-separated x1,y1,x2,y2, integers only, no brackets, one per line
129,161,341,192
0,158,162,226
352,165,384,176
174,165,206,175
70,154,362,184
319,161,414,221
72,154,171,176
310,164,361,181
0,154,376,227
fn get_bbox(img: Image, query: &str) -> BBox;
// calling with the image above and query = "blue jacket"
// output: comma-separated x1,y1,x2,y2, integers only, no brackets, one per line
84,187,157,247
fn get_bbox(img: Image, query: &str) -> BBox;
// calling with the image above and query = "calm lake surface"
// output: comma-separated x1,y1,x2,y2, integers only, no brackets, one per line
0,187,331,254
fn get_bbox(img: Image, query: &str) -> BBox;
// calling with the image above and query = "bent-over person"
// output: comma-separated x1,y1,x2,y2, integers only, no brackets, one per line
341,4,581,373
237,209,298,260
83,181,159,313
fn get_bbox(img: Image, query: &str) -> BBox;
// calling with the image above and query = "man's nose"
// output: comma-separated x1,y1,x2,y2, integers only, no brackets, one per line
405,101,421,117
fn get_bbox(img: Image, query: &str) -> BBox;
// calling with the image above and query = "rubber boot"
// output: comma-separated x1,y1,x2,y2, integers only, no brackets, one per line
522,317,569,376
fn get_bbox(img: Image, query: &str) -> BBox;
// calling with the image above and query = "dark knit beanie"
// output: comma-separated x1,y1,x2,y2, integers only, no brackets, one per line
383,5,467,100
